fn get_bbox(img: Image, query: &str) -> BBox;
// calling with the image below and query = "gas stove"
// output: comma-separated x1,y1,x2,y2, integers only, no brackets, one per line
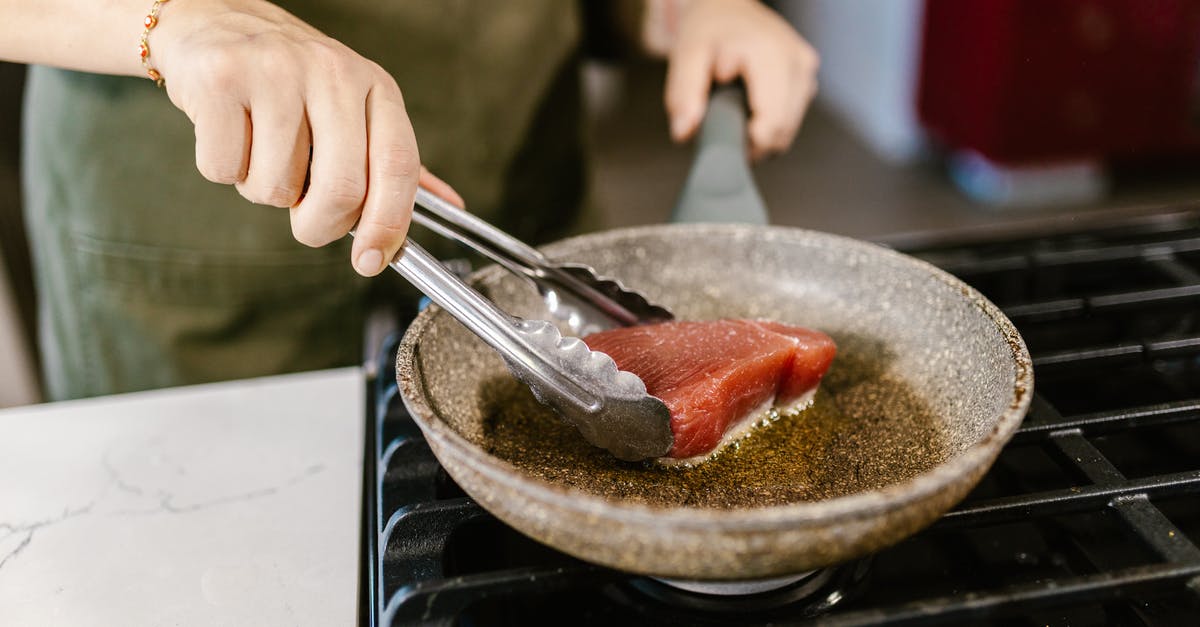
363,207,1200,626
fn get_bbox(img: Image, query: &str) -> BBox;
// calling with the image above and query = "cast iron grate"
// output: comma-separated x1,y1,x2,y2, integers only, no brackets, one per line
364,208,1200,626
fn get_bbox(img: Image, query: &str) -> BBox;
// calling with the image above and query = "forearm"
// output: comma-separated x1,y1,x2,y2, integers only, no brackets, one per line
0,0,157,77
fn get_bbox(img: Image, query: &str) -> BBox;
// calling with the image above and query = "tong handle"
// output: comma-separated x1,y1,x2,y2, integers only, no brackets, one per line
411,186,645,327
412,187,548,272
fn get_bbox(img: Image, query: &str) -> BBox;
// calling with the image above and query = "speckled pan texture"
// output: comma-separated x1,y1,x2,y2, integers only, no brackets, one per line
398,224,1032,580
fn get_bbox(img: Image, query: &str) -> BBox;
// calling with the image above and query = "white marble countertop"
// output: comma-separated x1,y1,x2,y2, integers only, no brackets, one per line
0,367,364,626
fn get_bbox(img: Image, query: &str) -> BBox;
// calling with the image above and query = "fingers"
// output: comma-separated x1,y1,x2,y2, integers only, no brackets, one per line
418,167,465,207
235,94,311,209
162,7,433,275
664,0,820,158
664,34,714,142
193,102,250,184
742,53,799,161
289,86,368,248
721,38,819,160
351,83,420,277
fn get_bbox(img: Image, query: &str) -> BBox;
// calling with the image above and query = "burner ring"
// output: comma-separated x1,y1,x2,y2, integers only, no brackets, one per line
625,558,871,614
653,571,817,596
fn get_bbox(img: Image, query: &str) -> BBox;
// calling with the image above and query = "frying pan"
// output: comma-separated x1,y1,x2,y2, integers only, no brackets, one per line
396,90,1032,580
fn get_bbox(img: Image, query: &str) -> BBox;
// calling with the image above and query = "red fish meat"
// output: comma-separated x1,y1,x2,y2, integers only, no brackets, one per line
583,319,837,460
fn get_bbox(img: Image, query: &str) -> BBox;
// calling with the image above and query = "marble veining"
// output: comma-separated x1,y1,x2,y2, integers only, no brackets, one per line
99,448,326,517
0,368,364,627
0,501,96,572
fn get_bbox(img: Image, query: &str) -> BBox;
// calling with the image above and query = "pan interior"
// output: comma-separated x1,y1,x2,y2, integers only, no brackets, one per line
411,226,1020,510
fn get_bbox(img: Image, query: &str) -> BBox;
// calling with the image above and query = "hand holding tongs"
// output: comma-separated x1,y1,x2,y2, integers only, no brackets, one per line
356,187,675,461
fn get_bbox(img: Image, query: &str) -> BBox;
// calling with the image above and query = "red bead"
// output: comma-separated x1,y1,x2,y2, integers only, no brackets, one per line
138,42,149,59
147,68,162,81
144,14,157,29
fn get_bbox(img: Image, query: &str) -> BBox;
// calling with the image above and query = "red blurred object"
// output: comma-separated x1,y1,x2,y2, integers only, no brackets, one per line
917,0,1200,165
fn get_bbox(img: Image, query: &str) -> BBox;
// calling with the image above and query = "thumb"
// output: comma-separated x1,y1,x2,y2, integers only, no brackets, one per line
664,38,714,142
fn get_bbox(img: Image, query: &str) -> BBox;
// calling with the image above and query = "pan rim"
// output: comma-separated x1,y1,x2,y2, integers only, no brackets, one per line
398,223,1033,531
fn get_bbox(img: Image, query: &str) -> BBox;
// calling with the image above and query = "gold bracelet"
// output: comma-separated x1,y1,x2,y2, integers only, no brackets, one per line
138,0,171,87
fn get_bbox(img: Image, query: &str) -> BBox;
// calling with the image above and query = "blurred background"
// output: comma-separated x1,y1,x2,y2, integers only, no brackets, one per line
4,0,1200,407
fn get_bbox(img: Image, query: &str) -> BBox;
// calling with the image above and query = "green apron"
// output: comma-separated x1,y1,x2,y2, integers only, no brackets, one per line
23,1,588,400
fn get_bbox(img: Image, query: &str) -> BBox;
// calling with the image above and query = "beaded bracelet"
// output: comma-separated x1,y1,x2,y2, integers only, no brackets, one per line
138,0,171,87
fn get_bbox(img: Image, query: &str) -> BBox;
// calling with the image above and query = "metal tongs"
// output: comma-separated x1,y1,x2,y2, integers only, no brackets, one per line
409,188,674,336
371,187,675,461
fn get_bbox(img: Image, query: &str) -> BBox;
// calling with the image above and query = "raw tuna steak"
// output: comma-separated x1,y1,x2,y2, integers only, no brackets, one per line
583,319,836,460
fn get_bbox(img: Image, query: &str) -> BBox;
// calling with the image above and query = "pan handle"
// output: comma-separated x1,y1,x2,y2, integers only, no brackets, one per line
670,84,769,225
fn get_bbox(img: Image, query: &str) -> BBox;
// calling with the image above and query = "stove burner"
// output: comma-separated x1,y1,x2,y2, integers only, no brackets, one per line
628,560,871,614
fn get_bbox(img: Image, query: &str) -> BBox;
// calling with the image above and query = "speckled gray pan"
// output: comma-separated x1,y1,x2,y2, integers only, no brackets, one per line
398,223,1033,580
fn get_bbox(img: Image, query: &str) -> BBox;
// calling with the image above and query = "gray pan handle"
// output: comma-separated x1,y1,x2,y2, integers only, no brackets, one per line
671,84,769,225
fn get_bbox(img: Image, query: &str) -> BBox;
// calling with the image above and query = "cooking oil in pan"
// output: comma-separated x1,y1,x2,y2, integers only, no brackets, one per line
477,360,950,509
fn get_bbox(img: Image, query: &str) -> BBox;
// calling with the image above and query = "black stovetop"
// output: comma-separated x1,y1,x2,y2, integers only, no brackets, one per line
364,208,1200,626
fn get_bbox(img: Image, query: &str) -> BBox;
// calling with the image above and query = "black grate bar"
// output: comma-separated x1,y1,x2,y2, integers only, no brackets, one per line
1149,336,1200,358
383,564,618,627
1033,238,1200,268
1091,285,1200,312
1014,399,1200,442
1051,431,1200,562
928,236,1200,278
936,471,1200,528
1004,285,1200,323
1146,255,1200,285
1031,337,1200,371
380,436,441,512
381,498,488,599
1003,298,1086,322
364,377,380,627
1049,429,1126,483
1112,495,1200,585
926,255,1027,277
1032,344,1143,370
815,563,1200,627
1046,429,1200,593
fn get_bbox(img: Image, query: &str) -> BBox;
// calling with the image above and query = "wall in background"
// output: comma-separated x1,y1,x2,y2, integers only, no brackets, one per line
779,0,928,163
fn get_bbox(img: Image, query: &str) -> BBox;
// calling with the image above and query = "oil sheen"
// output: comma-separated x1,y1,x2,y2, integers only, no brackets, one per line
477,360,950,510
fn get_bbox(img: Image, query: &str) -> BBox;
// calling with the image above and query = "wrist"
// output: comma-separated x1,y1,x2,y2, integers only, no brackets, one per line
137,0,174,85
144,0,218,83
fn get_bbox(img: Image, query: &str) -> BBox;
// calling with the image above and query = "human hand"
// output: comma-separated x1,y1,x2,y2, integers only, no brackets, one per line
662,0,819,160
151,0,459,276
